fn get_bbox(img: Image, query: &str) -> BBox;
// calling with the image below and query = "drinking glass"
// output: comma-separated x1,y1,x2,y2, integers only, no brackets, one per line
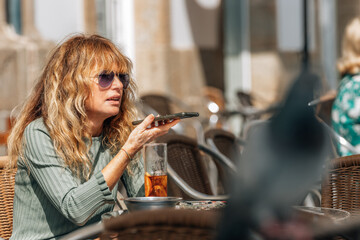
143,143,167,197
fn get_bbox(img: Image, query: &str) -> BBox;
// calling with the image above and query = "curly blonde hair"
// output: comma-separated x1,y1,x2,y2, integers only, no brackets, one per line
8,34,138,179
338,17,360,75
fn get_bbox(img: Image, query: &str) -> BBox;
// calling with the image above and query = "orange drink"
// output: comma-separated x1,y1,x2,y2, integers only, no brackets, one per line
145,173,167,197
143,143,167,197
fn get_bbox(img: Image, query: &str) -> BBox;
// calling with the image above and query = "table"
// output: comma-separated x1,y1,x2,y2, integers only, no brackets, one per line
176,200,226,211
293,206,350,224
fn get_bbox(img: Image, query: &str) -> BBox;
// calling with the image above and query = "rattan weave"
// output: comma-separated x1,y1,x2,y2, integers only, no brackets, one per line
0,156,16,240
204,128,241,162
156,134,213,200
100,208,219,240
321,154,360,217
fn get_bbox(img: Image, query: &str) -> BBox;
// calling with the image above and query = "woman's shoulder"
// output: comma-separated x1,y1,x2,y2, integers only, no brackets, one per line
24,117,49,136
341,73,360,82
338,74,360,90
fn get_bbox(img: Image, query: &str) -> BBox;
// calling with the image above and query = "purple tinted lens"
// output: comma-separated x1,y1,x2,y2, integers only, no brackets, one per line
98,72,114,88
118,74,130,89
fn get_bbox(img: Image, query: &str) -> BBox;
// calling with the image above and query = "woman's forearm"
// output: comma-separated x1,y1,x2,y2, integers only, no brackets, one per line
101,148,133,190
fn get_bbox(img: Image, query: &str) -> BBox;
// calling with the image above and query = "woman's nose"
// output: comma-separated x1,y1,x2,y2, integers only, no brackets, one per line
111,75,124,89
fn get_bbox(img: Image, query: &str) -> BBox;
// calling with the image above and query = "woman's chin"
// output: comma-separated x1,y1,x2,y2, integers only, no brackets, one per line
106,111,120,119
96,110,119,121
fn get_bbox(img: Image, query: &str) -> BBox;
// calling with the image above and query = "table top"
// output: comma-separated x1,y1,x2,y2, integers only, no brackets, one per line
176,200,227,211
293,206,350,224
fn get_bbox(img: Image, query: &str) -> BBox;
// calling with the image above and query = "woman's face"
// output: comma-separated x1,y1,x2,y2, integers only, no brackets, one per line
85,69,125,123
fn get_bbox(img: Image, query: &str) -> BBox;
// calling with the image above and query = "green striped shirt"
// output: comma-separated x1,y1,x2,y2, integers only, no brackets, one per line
10,118,144,240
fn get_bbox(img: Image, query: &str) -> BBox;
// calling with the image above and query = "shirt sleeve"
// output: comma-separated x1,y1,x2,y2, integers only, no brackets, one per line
22,121,115,226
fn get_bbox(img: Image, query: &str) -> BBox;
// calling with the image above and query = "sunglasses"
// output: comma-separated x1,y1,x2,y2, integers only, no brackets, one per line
96,71,130,89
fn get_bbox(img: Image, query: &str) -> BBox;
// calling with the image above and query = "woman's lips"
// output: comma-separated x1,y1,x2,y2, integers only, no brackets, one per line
106,97,120,101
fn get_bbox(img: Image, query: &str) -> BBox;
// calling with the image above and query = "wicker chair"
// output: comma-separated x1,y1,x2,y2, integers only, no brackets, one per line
155,134,235,200
236,90,254,108
0,116,12,153
204,128,243,193
321,154,360,218
100,208,219,240
204,128,244,162
0,156,16,240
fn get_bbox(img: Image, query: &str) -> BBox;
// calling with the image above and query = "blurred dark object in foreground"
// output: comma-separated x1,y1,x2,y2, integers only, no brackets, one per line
313,216,360,239
216,69,330,239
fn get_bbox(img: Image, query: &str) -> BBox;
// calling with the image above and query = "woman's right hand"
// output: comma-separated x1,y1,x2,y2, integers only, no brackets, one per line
122,114,180,157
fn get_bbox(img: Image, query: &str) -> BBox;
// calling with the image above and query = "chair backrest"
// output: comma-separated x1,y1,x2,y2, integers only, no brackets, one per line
321,154,360,217
101,208,219,240
204,128,243,163
0,156,16,240
204,128,243,193
237,90,254,107
141,94,172,115
155,134,214,200
0,116,13,155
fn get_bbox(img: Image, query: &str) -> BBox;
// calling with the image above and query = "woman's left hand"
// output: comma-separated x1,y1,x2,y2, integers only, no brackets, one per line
122,114,180,156
102,114,179,190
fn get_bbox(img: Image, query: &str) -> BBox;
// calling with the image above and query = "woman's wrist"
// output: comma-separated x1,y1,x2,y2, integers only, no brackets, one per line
121,144,138,159
121,148,133,161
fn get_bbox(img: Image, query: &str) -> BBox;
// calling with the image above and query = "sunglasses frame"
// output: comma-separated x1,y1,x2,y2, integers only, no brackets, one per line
95,71,130,89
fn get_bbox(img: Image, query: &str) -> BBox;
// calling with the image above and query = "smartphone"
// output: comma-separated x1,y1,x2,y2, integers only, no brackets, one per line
132,112,199,125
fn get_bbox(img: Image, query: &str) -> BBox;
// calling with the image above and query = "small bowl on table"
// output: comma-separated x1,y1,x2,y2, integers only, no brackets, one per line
124,197,182,212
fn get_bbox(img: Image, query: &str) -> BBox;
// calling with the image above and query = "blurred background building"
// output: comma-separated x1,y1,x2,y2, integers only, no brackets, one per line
0,0,358,154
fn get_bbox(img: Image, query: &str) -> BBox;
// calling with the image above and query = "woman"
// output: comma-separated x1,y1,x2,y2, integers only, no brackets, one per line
332,17,360,156
8,34,179,239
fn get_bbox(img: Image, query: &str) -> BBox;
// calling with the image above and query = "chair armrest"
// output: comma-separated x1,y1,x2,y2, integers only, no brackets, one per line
198,142,237,174
318,118,360,155
167,165,229,200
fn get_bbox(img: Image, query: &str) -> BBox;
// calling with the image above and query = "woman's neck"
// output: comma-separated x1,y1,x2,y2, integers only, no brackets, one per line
88,118,104,137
